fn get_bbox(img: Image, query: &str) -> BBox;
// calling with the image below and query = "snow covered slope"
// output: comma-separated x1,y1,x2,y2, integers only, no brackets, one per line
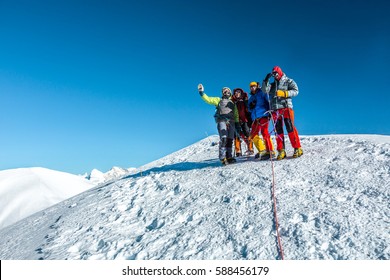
0,167,95,230
0,135,389,260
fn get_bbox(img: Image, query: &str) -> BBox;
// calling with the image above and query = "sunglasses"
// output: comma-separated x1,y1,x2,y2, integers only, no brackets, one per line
272,71,279,77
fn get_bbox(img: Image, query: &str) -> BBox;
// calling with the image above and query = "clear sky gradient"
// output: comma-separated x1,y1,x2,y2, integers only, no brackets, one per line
1,0,389,174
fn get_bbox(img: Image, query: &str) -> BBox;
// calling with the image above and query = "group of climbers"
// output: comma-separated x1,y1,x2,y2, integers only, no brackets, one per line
231,87,253,157
198,66,303,165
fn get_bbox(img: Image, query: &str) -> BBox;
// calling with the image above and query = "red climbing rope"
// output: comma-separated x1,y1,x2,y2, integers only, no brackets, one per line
266,110,285,260
269,154,285,260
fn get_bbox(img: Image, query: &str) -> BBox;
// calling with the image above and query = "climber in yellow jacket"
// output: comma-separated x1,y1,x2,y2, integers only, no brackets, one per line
198,84,240,165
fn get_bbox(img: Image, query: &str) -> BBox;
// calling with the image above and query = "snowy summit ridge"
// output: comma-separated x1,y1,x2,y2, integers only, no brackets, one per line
0,165,137,230
0,167,95,230
0,134,389,260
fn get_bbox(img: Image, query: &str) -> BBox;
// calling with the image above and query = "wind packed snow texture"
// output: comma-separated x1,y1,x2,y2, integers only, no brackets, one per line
0,135,389,260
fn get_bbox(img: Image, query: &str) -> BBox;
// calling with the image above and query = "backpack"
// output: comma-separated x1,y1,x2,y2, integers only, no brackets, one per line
214,98,235,122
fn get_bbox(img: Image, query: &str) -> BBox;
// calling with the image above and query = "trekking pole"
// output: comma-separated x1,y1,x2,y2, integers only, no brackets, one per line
264,75,278,153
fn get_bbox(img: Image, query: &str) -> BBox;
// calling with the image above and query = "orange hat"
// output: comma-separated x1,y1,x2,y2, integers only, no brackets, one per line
249,81,257,87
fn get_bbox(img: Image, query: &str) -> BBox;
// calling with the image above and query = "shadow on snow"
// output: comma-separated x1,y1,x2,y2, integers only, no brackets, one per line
123,159,222,180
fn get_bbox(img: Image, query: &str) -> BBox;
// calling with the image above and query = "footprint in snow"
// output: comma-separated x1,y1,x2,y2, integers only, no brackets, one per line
135,235,143,242
174,185,181,195
49,215,62,229
146,218,165,231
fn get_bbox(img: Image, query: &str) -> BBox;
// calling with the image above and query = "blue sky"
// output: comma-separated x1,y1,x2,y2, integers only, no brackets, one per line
1,0,389,174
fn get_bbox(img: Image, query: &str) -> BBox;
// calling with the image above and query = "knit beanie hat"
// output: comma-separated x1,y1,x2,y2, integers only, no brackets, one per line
222,87,232,97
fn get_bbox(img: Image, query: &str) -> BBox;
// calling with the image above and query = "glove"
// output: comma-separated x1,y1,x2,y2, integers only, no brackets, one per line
235,122,242,135
198,84,204,96
249,100,256,110
276,90,288,98
264,73,272,83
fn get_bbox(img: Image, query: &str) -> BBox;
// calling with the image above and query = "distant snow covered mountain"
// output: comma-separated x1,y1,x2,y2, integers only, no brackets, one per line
0,166,136,231
0,135,389,260
86,166,136,184
0,167,95,230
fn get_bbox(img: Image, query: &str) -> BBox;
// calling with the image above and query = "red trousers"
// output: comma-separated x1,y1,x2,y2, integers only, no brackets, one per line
250,117,273,152
272,108,301,150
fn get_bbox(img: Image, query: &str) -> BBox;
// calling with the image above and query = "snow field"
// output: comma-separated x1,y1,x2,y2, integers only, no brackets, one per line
0,135,388,260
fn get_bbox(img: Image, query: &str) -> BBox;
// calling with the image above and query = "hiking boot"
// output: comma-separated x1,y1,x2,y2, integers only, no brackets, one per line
236,152,242,157
293,147,303,158
221,158,228,165
227,157,236,164
245,150,254,156
259,151,271,160
277,149,286,160
254,153,260,159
